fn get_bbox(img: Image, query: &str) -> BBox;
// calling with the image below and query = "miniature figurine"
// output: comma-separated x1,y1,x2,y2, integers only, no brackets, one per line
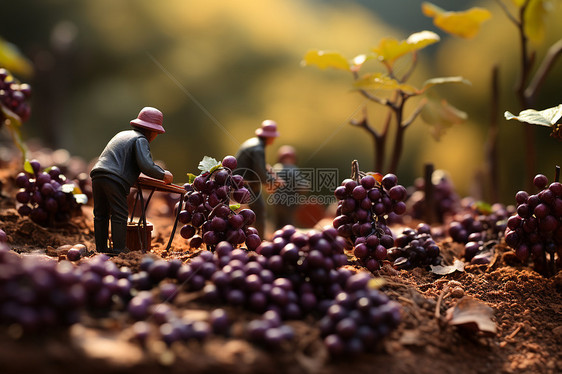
235,120,283,237
271,145,309,229
90,107,173,255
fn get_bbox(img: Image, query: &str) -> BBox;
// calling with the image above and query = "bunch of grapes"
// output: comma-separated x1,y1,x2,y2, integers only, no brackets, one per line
407,170,461,223
505,174,562,276
448,201,513,263
256,225,349,292
448,202,512,244
0,247,135,332
178,155,261,251
386,223,441,269
15,159,85,226
352,233,395,272
0,246,83,331
0,68,31,123
319,272,401,356
332,172,406,270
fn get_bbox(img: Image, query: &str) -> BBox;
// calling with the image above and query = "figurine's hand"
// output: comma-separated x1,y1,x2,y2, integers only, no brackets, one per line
163,171,173,184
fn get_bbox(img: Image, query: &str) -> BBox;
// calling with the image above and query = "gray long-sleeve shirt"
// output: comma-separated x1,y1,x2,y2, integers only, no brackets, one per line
90,129,165,191
235,137,275,190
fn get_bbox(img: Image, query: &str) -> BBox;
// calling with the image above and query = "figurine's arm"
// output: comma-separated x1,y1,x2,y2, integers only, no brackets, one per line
135,137,166,180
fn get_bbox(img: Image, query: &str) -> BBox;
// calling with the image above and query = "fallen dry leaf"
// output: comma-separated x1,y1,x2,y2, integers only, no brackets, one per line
430,258,465,275
446,296,496,334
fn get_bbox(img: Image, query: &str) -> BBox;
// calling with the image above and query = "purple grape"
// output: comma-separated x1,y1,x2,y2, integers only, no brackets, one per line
533,174,548,189
222,155,237,170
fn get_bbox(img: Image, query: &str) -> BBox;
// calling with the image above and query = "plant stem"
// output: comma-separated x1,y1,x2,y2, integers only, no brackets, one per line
524,39,562,103
515,1,537,191
485,65,500,203
349,108,386,171
424,163,436,224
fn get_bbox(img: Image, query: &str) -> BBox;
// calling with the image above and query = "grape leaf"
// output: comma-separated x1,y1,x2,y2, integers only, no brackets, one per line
353,73,418,93
421,94,467,141
430,259,465,275
422,2,491,39
0,37,33,77
198,156,221,173
372,31,440,67
229,203,241,211
446,296,497,334
523,0,549,42
420,76,471,92
504,104,562,127
301,50,351,71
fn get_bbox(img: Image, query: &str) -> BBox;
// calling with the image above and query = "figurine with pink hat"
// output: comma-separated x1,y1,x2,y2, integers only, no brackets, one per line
234,119,284,237
90,107,173,255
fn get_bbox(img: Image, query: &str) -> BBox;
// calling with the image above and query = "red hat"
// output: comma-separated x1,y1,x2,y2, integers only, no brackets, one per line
130,107,165,134
255,119,279,138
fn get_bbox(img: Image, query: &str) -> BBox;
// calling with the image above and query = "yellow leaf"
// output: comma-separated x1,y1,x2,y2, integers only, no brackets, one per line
301,50,350,71
524,0,548,42
372,31,439,66
421,94,467,141
353,73,418,93
0,38,33,77
422,2,491,39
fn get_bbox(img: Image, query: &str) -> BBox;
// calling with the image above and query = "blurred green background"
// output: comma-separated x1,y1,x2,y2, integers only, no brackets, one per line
1,0,562,204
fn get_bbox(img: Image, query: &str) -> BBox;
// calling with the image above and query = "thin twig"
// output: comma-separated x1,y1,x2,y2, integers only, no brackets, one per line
402,97,427,129
524,39,562,103
494,0,519,25
434,286,450,320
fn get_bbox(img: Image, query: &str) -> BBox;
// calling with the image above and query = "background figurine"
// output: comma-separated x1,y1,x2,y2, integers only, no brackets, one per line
235,119,283,238
90,107,173,255
271,145,309,230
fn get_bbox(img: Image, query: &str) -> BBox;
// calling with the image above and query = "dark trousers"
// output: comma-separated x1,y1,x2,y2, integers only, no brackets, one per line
92,176,129,251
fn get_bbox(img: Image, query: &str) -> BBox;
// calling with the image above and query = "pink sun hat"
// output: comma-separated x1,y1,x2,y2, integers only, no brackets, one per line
255,119,280,138
130,107,165,134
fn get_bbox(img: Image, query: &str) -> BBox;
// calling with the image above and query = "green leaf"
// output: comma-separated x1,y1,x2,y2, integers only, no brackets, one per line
422,2,491,39
353,73,419,93
473,201,493,215
504,104,562,127
0,37,33,77
372,31,440,67
198,156,221,173
229,203,241,211
301,50,351,71
186,173,197,183
24,159,33,175
421,76,471,92
1,103,27,164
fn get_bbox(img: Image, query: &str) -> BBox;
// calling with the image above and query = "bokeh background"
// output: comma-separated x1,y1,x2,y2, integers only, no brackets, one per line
1,0,562,205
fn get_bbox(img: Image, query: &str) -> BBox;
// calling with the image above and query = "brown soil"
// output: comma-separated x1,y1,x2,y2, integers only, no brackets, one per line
0,169,560,374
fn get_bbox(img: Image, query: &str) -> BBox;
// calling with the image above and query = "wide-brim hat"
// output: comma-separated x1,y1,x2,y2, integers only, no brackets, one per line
255,119,279,138
130,107,165,134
